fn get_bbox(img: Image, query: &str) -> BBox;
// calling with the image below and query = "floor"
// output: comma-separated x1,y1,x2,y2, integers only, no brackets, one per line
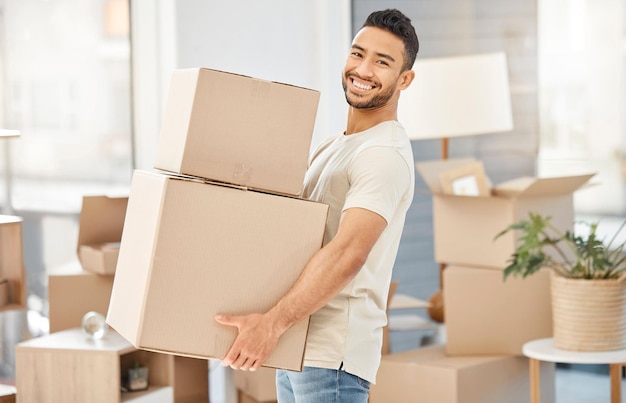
556,363,626,403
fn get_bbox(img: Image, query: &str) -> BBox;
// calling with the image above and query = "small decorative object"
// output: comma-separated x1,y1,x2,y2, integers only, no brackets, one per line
122,360,149,392
81,311,108,340
496,212,626,351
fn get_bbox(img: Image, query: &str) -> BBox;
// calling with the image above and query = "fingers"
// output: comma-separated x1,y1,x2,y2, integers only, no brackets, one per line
221,349,259,371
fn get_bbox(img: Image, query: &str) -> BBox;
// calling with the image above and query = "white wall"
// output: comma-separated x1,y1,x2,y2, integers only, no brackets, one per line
131,0,351,170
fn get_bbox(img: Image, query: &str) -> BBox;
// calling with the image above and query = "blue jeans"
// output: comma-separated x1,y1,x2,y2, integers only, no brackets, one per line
276,366,370,403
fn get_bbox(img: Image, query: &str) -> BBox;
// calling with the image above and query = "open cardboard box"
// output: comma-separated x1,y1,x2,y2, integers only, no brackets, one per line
416,158,594,269
107,170,328,371
155,67,320,197
77,195,128,275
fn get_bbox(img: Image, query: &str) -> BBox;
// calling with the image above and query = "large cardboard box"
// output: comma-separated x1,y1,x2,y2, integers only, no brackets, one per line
416,158,593,268
234,367,277,403
369,345,555,403
77,195,128,275
107,170,328,371
444,265,552,356
48,271,114,333
154,68,320,196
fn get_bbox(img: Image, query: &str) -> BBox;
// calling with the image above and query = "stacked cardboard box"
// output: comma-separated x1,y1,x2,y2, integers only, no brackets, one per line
370,158,593,402
48,195,127,333
107,67,327,373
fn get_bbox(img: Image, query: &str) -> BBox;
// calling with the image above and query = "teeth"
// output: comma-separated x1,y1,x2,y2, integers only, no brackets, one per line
353,80,372,90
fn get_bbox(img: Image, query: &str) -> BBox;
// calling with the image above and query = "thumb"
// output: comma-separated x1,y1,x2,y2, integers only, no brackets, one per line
215,314,238,327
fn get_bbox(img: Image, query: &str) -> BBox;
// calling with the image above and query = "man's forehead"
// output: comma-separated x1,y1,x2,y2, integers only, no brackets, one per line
352,26,405,57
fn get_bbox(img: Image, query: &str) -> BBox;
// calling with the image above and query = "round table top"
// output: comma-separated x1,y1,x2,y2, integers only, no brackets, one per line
523,338,626,364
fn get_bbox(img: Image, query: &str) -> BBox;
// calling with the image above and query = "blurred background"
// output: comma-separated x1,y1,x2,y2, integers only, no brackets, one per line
0,0,625,389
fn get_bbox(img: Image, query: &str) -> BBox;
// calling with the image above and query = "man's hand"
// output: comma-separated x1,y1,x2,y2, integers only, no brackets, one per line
215,312,281,371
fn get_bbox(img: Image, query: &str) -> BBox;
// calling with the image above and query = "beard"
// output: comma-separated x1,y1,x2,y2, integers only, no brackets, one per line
342,74,396,109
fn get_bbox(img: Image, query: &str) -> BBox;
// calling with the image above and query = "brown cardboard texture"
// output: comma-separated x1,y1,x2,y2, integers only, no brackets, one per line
416,158,594,268
0,215,26,310
369,345,555,403
107,170,328,371
77,195,128,274
234,367,277,402
48,271,114,333
444,265,552,356
155,67,320,196
238,391,277,403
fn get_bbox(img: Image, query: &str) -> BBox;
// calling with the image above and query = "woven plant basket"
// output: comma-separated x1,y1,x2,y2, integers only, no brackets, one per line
551,274,626,351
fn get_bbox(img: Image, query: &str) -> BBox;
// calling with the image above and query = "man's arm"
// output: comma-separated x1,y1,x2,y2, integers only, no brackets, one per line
215,206,387,371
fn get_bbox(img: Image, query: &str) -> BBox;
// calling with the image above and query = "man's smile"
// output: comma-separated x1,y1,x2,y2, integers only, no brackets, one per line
349,76,375,92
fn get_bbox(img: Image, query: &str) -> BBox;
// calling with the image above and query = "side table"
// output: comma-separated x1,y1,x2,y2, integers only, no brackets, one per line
523,338,626,403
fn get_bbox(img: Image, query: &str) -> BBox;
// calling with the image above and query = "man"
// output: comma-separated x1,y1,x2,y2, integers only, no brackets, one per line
215,8,418,402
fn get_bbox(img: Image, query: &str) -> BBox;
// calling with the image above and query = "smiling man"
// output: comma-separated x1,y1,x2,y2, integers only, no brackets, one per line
215,9,419,402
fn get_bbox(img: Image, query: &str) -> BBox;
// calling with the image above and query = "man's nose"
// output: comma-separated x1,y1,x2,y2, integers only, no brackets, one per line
354,60,374,78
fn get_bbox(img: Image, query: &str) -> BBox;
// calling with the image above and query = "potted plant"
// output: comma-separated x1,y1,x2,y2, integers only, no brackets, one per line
495,212,626,351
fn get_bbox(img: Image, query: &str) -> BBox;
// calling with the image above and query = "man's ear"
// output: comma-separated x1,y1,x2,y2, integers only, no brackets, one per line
398,69,415,90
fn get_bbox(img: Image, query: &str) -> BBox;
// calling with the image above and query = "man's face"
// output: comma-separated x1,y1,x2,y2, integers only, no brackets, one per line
342,26,407,109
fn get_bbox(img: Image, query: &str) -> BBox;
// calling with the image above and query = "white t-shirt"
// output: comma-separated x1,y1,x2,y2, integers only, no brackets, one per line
301,120,415,384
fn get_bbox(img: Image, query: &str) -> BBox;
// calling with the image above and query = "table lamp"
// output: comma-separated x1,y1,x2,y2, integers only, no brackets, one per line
398,52,514,322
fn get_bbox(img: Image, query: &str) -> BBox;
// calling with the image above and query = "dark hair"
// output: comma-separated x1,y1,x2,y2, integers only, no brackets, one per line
362,9,419,71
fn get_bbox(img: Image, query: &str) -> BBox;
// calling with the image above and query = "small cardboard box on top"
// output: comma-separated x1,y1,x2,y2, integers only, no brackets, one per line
154,67,320,197
77,195,128,275
369,344,555,403
443,265,552,356
416,158,594,269
107,170,329,372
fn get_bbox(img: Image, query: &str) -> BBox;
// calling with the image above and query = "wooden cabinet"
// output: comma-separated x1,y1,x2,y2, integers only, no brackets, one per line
15,328,207,403
0,215,25,311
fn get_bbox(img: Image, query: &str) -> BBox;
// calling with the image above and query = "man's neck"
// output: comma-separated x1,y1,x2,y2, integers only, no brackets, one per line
344,105,397,135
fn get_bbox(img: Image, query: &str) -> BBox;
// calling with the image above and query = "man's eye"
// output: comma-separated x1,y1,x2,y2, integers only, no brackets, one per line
351,52,362,57
377,60,389,66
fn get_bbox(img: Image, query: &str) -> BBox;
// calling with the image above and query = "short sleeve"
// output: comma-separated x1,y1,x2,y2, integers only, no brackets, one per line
342,146,412,223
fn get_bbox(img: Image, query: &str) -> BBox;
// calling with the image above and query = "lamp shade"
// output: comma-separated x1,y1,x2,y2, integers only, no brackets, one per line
399,52,513,140
0,130,20,138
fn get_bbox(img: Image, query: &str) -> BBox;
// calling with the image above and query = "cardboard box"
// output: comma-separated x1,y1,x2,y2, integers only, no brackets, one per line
416,158,594,268
444,265,552,356
234,367,277,403
369,345,555,403
154,68,320,196
77,195,128,275
107,170,328,371
48,271,114,333
0,215,26,310
238,391,276,403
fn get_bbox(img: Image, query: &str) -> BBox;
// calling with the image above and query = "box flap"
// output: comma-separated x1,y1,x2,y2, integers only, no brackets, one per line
415,158,479,194
77,195,129,253
493,173,595,198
